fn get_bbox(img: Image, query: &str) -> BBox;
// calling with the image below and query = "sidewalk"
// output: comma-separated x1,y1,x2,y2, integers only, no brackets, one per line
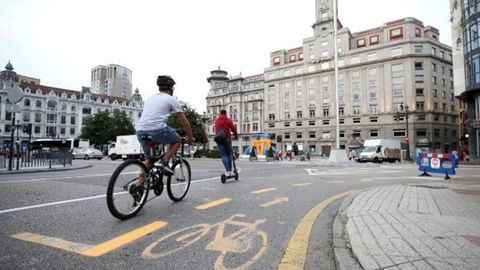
0,163,92,174
334,183,480,269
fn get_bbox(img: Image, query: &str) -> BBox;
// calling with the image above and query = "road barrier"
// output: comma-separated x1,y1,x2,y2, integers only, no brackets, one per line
416,152,458,180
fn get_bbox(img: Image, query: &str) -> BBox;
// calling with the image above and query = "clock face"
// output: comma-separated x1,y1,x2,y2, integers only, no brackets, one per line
320,0,329,5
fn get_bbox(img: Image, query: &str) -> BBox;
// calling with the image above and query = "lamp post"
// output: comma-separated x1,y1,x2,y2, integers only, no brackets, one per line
395,103,411,161
201,112,210,149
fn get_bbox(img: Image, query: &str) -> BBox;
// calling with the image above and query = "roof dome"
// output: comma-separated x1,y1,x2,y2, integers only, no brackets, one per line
0,61,19,82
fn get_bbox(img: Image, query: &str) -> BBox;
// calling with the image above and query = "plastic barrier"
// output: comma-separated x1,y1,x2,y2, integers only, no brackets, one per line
416,152,458,180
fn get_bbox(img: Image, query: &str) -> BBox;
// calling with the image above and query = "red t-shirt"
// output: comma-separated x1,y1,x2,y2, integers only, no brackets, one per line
214,114,238,140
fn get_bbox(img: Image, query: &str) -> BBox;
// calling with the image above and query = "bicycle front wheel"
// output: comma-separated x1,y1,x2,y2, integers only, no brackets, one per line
107,160,149,220
167,158,191,202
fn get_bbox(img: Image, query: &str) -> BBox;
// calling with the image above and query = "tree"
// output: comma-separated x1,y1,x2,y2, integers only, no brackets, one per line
80,110,135,145
167,103,207,145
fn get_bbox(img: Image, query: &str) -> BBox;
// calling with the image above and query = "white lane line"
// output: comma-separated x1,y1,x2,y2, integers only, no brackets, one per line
0,176,219,215
0,173,113,184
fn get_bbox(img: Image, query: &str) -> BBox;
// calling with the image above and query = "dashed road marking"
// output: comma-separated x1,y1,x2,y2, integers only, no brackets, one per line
251,188,277,194
195,198,232,210
292,183,312,187
260,197,289,208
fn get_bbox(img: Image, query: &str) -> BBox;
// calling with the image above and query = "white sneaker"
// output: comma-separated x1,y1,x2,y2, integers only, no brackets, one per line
226,171,234,177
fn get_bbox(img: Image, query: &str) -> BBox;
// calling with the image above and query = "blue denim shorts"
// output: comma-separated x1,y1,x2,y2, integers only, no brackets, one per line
137,127,179,157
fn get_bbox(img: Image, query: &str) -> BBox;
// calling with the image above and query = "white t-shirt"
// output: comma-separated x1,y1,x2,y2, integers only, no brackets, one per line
136,92,183,131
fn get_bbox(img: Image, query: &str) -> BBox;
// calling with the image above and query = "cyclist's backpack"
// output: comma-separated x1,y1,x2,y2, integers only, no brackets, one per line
214,122,226,143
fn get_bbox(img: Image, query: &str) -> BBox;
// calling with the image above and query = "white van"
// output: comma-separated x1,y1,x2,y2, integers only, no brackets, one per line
359,139,401,163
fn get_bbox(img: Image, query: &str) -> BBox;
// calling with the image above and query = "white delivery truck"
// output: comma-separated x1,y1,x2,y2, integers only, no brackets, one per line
109,135,144,160
359,139,401,163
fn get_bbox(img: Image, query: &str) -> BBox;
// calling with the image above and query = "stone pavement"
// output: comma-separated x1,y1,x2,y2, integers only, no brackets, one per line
334,183,480,269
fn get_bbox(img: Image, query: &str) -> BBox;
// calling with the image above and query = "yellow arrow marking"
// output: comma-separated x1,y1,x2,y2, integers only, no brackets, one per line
278,191,352,270
260,197,289,208
11,221,167,257
251,188,277,194
195,198,231,210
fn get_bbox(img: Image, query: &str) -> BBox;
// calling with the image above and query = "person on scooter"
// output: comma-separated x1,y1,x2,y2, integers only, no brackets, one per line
214,109,238,177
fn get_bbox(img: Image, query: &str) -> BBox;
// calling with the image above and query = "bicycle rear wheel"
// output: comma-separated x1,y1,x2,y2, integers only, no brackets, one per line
107,160,149,220
167,158,191,202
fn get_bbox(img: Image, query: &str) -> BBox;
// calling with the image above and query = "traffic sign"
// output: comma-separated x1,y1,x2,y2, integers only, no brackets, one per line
6,85,24,104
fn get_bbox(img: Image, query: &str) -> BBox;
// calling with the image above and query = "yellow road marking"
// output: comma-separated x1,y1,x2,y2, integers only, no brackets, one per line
81,221,167,257
11,221,167,257
260,197,289,208
251,188,277,194
278,191,352,270
11,232,93,253
195,198,231,210
293,183,312,187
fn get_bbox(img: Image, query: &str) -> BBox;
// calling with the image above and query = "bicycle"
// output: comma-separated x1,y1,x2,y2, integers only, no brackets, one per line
106,136,191,220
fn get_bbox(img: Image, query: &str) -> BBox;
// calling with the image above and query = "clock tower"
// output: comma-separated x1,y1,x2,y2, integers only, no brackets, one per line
312,0,335,37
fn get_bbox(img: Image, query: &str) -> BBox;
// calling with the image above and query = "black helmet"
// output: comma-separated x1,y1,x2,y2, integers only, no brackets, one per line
157,75,176,89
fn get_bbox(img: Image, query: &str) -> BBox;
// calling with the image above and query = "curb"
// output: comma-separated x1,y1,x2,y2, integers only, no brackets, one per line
333,190,363,270
0,164,93,175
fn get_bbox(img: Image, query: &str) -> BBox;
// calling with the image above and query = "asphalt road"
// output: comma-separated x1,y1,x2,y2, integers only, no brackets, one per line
1,158,479,270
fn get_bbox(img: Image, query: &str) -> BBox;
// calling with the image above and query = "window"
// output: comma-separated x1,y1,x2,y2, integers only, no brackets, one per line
415,74,424,84
24,99,30,107
36,100,42,108
35,113,41,123
415,28,422,37
339,107,344,116
416,102,425,111
369,117,378,123
273,57,280,65
284,112,290,119
432,63,437,72
284,122,290,127
289,54,296,62
353,106,360,115
296,111,303,118
70,116,76,125
309,132,316,139
370,130,379,138
353,118,361,123
417,114,426,121
252,123,258,131
414,45,423,53
309,110,315,118
269,114,275,121
357,38,366,47
296,132,303,139
394,129,406,137
339,118,344,124
390,27,403,39
285,133,290,139
309,120,315,126
370,35,379,45
71,105,76,112
416,129,427,137
415,62,423,70
322,120,330,125
60,115,66,124
296,121,302,126
70,128,75,135
416,88,424,96
323,108,329,117
369,105,377,114
352,130,361,138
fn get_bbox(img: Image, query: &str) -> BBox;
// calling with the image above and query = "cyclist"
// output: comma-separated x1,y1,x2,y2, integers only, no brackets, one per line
136,75,194,180
214,109,238,177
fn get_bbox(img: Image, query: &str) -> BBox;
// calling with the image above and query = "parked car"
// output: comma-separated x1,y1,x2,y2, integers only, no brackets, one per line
72,148,103,160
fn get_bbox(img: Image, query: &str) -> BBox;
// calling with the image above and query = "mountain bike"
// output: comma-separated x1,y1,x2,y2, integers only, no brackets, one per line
106,136,191,220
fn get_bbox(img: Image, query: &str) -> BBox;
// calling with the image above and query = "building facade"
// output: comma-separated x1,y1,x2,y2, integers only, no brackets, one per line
206,0,458,158
451,0,480,163
0,62,143,150
91,64,133,97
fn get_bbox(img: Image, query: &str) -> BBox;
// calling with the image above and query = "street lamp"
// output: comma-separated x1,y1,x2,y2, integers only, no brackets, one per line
395,103,411,161
201,112,210,149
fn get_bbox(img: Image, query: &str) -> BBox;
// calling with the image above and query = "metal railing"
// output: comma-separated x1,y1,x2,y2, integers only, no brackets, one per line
1,147,72,171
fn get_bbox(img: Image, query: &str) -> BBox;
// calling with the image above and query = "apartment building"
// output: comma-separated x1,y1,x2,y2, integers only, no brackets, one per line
450,0,480,162
206,0,457,158
0,62,143,150
91,64,133,97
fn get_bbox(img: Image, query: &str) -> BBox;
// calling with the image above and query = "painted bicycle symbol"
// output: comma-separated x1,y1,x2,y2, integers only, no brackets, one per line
142,214,267,270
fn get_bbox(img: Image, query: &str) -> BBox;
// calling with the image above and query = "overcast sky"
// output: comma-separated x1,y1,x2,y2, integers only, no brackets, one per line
0,0,451,113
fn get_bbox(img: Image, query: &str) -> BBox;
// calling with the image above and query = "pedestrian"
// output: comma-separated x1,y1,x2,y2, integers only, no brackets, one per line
214,109,238,177
136,75,194,182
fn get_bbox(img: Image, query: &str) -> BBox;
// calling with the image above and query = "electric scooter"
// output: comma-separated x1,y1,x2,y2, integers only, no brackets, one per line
221,153,239,184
